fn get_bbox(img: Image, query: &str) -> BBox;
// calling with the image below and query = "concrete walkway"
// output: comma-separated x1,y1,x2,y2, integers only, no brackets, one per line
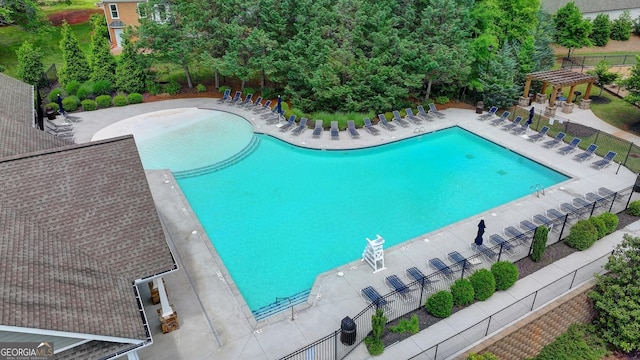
63,98,639,360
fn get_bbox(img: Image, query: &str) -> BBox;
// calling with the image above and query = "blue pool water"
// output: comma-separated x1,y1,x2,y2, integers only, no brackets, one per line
167,125,568,313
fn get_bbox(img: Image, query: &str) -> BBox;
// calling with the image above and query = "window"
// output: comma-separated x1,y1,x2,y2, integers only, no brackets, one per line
154,4,168,23
109,4,119,19
137,3,147,18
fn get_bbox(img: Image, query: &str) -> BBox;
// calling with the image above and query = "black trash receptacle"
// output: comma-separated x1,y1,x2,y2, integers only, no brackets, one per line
340,316,356,346
46,107,56,120
476,101,484,114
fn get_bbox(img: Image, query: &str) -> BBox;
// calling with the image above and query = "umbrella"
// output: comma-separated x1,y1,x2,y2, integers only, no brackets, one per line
528,106,534,123
276,95,282,116
474,219,486,245
56,94,65,114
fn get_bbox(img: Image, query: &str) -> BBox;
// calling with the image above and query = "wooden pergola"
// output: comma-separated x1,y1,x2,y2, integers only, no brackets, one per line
523,69,597,108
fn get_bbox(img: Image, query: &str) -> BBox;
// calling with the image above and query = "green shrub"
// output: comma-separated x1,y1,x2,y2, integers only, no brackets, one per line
46,102,59,112
588,216,607,239
364,336,384,356
127,93,143,104
67,95,81,106
532,323,607,360
76,82,94,100
425,291,453,318
469,269,496,301
48,88,66,103
435,96,449,104
218,85,231,94
627,200,640,216
491,261,519,291
450,278,475,306
260,87,277,100
389,314,419,334
565,219,598,250
95,95,112,108
61,97,78,112
165,80,181,95
365,308,387,355
81,99,97,111
598,212,618,234
243,87,255,96
466,353,499,360
148,82,162,95
196,83,207,93
65,80,80,96
93,80,113,96
113,94,128,107
531,225,549,262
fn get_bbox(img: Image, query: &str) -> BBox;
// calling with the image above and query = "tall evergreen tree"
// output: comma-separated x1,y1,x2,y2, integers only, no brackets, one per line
90,18,117,84
532,10,556,72
115,30,147,93
590,13,611,46
0,0,46,31
610,10,633,41
15,40,44,86
479,44,520,108
58,21,91,87
620,56,640,105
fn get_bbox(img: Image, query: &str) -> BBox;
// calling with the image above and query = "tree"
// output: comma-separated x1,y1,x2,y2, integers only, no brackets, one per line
479,44,521,108
15,41,43,86
115,29,148,93
554,2,592,58
619,55,640,105
590,13,611,46
0,0,46,31
58,21,91,87
587,60,619,96
610,10,633,41
89,19,117,84
590,234,640,352
531,10,556,72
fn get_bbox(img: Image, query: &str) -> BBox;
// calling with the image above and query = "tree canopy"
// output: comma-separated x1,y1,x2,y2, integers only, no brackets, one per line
554,2,591,57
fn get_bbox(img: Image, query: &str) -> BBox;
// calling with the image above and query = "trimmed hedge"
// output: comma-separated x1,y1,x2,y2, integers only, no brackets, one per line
598,212,618,234
425,291,453,318
46,102,59,112
93,80,113,96
531,225,549,262
467,353,499,360
65,80,80,96
81,99,97,111
450,278,475,306
565,219,598,250
95,95,112,108
48,88,66,102
491,261,519,291
469,269,496,301
628,200,640,216
588,216,607,239
77,81,94,100
62,97,78,112
127,93,143,104
113,94,128,107
196,83,207,93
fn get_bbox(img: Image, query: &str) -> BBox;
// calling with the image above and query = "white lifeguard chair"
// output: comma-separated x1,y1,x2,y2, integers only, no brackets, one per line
361,234,386,273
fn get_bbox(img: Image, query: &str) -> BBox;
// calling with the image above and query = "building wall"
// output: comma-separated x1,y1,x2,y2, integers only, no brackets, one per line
584,9,640,20
102,1,143,48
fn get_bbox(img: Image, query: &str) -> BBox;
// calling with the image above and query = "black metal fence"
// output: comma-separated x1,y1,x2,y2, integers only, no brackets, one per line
38,64,58,93
279,186,634,360
560,54,638,72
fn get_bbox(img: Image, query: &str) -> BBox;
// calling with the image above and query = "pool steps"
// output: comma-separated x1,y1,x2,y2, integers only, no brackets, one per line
173,135,260,178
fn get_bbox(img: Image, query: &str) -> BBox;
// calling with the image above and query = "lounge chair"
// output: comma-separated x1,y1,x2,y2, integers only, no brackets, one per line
428,258,455,280
510,120,529,135
557,138,581,155
253,99,272,113
542,132,566,149
363,118,381,135
405,267,437,288
416,105,435,121
392,110,410,127
528,126,549,142
216,89,231,103
330,121,339,140
278,115,297,132
429,103,446,118
574,144,598,162
447,251,479,270
291,117,308,136
377,114,396,131
504,226,530,244
361,286,391,309
597,187,617,199
546,209,567,224
489,234,516,254
312,120,323,138
560,202,590,216
238,93,252,106
572,197,593,210
245,95,262,108
405,108,422,124
227,90,242,104
489,112,512,126
385,275,416,299
477,106,498,121
592,151,616,169
471,243,498,261
501,117,523,132
519,219,538,233
585,192,609,205
347,120,360,138
532,214,556,231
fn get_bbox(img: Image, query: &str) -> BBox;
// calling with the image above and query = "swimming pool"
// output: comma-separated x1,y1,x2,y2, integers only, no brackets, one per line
169,125,568,314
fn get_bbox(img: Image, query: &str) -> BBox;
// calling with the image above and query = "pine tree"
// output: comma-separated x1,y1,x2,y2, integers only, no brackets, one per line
90,19,117,84
58,21,91,87
15,40,44,86
115,30,147,94
590,13,611,47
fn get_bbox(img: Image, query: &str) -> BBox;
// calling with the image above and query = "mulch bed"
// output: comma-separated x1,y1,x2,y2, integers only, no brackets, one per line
48,9,104,26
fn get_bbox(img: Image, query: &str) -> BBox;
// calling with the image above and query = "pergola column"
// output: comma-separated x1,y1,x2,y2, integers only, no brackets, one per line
584,81,593,100
155,277,180,333
562,85,576,113
540,81,548,94
523,75,532,98
580,81,595,109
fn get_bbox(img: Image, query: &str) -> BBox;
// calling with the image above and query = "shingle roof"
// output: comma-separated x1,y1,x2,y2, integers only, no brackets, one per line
0,136,176,339
541,0,640,14
0,73,70,158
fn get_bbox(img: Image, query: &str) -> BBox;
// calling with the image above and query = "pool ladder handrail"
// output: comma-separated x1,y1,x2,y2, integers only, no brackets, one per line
530,184,545,198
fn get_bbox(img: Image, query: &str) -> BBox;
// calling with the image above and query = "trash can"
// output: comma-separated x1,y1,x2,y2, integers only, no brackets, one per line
45,106,56,120
475,101,484,114
340,316,356,346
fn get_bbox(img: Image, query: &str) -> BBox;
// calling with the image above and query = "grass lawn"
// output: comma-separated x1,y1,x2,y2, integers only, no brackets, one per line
41,0,98,15
0,23,92,78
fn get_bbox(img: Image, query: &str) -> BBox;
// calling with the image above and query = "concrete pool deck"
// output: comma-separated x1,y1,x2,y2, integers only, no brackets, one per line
66,98,640,359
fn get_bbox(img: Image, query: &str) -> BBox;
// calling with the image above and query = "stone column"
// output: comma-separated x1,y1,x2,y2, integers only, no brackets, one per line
579,98,592,110
544,106,557,117
518,96,530,106
562,102,575,114
535,93,547,104
155,277,180,333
